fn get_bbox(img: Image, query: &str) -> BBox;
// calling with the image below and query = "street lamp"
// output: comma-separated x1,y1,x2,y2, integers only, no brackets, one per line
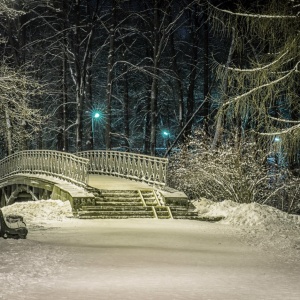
162,130,170,148
162,131,169,137
92,111,101,148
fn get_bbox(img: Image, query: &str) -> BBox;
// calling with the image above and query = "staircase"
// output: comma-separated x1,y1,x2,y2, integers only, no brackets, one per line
77,189,173,219
76,188,205,220
168,205,200,220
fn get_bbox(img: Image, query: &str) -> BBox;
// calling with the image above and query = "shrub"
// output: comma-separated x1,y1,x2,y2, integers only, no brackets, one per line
168,130,300,213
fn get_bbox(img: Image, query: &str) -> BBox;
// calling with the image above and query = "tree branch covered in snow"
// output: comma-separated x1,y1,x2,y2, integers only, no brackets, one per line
0,0,24,19
168,130,300,213
209,0,300,164
208,2,298,19
0,64,45,154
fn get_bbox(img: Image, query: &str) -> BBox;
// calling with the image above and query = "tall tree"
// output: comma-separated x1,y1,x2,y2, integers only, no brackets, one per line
105,0,116,150
209,0,300,163
0,0,43,155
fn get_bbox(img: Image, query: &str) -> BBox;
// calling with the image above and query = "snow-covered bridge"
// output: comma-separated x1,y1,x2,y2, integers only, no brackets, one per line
0,150,191,219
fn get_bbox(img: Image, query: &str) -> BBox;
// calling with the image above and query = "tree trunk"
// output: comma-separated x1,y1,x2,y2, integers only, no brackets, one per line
169,13,184,137
105,0,116,150
73,0,96,152
123,64,130,151
184,7,199,140
86,52,93,150
57,48,69,152
150,70,158,156
144,82,151,154
55,0,69,152
211,27,236,149
5,106,13,155
202,7,210,134
74,0,83,152
150,0,159,156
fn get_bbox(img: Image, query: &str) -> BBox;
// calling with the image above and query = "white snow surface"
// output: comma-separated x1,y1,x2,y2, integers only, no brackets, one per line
2,198,300,257
193,198,300,256
1,199,300,299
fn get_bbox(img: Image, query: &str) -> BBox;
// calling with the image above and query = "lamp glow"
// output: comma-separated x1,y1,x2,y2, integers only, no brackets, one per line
94,112,100,119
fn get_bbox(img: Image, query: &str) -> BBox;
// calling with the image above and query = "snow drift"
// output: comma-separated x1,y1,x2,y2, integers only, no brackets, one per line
1,199,73,225
193,198,300,256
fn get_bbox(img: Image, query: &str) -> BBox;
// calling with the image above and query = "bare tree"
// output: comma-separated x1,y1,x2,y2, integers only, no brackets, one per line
0,65,44,155
0,1,44,155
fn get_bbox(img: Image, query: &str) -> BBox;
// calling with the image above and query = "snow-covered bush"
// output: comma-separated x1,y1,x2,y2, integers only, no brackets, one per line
168,130,300,213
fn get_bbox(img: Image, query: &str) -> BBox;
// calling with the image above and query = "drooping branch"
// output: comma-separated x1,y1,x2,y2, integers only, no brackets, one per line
221,62,299,109
217,50,289,73
208,3,298,19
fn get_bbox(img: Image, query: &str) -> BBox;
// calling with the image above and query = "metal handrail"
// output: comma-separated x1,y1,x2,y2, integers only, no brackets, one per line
77,150,168,187
0,150,89,187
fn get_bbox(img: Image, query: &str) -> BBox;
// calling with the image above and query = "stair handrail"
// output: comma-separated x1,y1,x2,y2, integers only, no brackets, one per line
0,150,90,187
77,150,168,187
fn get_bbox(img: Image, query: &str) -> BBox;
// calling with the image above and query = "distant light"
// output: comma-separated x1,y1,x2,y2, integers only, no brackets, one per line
94,112,100,118
163,131,169,136
274,136,281,142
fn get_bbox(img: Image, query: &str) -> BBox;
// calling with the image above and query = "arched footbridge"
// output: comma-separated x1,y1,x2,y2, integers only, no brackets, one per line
0,150,196,220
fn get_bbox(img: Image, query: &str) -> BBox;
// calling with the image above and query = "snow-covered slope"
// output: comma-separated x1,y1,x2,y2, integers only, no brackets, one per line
193,198,300,257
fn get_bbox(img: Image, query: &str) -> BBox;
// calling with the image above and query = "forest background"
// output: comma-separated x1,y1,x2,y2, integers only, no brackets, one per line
0,0,299,212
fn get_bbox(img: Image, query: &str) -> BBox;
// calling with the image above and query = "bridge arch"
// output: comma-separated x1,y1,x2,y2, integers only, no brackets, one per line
0,151,93,208
0,150,169,210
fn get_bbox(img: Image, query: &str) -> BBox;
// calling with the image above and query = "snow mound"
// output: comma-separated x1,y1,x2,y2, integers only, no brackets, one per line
2,200,73,225
193,198,300,228
193,198,300,258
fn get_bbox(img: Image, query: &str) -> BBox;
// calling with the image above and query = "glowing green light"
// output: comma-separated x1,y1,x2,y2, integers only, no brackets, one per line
94,112,100,119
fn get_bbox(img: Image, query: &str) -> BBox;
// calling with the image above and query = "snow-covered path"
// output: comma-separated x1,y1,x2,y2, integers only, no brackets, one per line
1,217,300,300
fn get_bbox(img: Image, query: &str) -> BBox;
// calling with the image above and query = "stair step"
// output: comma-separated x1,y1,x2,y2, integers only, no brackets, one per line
169,206,190,211
95,201,143,206
78,215,154,219
81,206,152,211
171,211,198,217
145,202,158,206
78,211,154,217
101,192,140,196
142,195,155,199
101,197,142,202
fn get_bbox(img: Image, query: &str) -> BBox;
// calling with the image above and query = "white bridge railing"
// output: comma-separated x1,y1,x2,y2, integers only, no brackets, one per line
77,151,168,186
0,150,90,187
0,150,168,188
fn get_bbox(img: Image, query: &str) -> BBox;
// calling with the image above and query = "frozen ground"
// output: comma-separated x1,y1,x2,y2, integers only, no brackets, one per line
0,199,300,300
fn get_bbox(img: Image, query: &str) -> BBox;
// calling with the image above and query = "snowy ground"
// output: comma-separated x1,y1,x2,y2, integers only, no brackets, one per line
193,198,300,260
0,199,300,300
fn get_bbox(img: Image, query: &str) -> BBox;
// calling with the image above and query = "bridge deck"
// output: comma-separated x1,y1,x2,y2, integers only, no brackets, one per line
87,174,155,190
87,174,188,204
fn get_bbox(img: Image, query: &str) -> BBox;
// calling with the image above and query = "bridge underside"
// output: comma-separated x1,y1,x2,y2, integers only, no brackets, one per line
0,174,94,208
0,174,199,220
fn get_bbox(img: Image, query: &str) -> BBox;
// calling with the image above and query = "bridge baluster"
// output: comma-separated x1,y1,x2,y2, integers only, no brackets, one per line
0,150,89,188
77,150,168,187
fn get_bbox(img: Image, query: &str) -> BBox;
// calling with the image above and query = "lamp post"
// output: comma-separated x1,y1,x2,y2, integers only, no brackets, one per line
162,130,170,149
92,111,101,149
